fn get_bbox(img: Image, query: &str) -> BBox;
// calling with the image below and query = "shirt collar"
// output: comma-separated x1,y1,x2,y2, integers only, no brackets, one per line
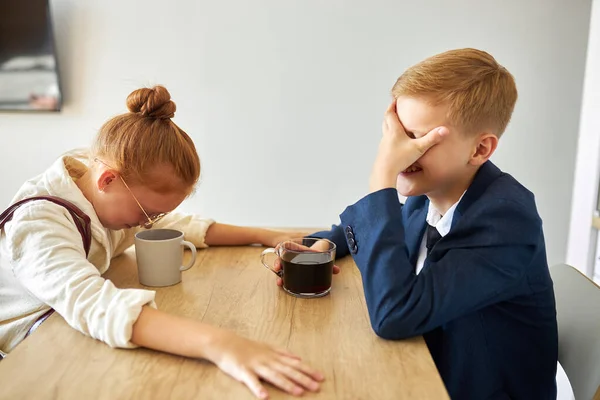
426,192,466,237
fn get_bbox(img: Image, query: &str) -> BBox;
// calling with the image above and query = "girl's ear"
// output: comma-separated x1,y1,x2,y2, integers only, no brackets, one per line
97,170,118,192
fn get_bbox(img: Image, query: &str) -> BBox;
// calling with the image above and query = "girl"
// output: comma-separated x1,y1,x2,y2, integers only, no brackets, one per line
0,86,322,399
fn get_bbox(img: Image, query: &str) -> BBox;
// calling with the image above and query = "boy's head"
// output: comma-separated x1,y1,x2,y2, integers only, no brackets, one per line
391,48,517,208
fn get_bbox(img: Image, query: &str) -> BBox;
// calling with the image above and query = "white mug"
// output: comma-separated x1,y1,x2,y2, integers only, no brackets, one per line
134,229,196,287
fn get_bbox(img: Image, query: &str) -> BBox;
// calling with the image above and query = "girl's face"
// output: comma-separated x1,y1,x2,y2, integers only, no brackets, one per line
90,163,189,230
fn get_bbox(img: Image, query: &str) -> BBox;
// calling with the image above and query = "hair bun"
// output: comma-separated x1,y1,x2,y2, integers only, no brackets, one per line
126,85,176,120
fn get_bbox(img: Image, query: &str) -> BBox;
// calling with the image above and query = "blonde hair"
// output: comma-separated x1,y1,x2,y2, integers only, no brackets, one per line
91,85,200,193
391,48,518,136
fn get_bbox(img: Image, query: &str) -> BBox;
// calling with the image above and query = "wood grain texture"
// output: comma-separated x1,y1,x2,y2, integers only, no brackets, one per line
0,246,448,400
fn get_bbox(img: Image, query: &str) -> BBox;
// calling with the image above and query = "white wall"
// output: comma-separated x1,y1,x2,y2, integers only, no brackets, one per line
567,0,600,277
0,0,592,267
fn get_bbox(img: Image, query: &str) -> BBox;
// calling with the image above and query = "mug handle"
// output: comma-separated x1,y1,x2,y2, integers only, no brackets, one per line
180,240,197,271
260,248,283,277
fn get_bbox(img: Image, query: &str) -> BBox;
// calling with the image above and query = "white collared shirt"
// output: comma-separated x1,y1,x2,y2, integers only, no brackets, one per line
415,194,464,274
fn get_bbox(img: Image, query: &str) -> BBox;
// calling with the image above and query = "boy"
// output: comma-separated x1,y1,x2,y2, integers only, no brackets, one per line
306,49,558,399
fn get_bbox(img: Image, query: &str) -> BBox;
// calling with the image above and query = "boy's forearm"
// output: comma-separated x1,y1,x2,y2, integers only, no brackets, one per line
131,305,220,361
204,223,276,246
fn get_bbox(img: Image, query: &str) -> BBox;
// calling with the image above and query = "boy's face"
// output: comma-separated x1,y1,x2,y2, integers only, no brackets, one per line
395,96,481,200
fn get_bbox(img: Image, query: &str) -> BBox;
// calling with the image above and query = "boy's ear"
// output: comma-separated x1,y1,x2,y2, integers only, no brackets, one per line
469,133,498,166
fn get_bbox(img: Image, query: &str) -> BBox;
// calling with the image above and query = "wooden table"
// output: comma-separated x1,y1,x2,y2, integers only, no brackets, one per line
0,246,448,399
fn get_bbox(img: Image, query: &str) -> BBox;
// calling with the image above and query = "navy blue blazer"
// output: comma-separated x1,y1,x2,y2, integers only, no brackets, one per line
312,161,558,400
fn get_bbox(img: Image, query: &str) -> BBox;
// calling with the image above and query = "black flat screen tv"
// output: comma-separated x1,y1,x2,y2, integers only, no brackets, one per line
0,0,62,111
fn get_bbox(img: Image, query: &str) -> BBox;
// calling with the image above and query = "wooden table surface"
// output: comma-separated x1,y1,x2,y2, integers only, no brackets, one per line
0,246,448,400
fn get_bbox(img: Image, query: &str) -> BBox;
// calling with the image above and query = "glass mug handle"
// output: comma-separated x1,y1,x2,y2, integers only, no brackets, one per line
180,240,197,271
260,248,283,277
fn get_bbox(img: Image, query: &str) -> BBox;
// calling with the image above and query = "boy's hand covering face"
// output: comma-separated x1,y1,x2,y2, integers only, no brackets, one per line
369,100,450,192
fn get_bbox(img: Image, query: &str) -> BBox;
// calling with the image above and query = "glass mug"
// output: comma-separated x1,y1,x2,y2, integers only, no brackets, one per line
261,237,336,298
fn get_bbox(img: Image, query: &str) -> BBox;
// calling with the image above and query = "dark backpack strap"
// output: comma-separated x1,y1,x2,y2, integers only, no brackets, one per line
0,195,92,257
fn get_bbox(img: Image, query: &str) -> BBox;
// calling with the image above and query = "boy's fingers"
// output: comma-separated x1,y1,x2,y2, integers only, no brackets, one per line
281,242,311,252
310,240,332,252
414,126,449,153
385,99,396,115
384,104,403,133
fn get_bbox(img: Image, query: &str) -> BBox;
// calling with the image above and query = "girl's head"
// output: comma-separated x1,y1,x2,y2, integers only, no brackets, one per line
88,85,200,230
